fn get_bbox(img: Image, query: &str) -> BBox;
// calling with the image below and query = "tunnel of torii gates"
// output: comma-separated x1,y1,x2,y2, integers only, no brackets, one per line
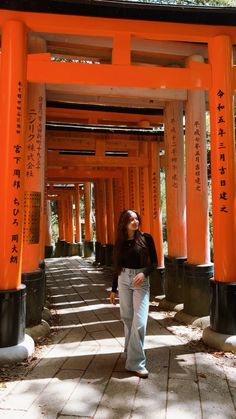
0,1,236,355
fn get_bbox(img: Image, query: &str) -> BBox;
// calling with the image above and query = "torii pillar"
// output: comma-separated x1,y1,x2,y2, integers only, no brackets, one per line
0,21,34,355
139,121,151,233
183,55,213,317
54,197,67,257
75,184,83,256
164,101,187,303
21,36,47,328
45,200,53,256
105,178,115,266
129,167,140,213
203,36,236,347
58,200,66,242
64,192,75,256
94,180,107,264
84,182,94,257
149,140,165,296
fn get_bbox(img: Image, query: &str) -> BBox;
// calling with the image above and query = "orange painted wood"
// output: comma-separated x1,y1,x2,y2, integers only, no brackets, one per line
113,178,125,234
27,55,211,90
94,182,101,243
149,142,164,267
57,200,65,241
122,167,130,209
95,180,107,244
0,21,27,290
1,10,236,43
84,183,92,241
22,38,46,272
95,139,106,156
129,168,140,213
75,185,81,243
208,36,236,282
165,101,186,257
46,108,164,125
64,195,74,243
47,152,149,168
45,200,52,246
185,56,210,265
47,167,123,182
47,133,145,151
139,139,151,233
106,179,115,244
112,33,131,65
60,199,67,241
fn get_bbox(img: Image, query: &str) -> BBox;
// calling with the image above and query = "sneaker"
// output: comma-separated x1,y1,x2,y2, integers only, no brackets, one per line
126,367,149,378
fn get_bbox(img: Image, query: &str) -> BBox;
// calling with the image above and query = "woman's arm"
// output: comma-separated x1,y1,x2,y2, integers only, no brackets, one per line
143,233,158,277
110,272,118,304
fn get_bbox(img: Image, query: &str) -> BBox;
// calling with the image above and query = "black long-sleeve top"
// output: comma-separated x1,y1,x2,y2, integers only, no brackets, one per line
111,232,158,292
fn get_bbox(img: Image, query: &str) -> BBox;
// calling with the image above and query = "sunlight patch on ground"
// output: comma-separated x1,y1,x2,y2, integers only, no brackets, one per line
55,303,112,314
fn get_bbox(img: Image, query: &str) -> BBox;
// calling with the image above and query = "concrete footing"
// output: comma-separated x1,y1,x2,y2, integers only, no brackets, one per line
26,319,51,342
0,334,35,366
174,310,210,329
156,296,236,353
157,297,183,312
203,326,236,353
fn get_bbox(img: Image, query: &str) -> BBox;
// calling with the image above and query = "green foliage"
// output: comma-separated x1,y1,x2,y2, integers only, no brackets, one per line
50,201,59,244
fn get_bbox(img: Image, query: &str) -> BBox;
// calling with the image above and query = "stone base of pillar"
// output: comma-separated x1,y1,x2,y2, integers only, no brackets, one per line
76,242,83,257
150,267,165,296
54,239,67,257
105,244,114,266
84,240,94,258
67,242,80,256
210,279,236,334
0,334,35,366
183,262,214,317
39,260,46,303
202,326,236,354
0,285,26,348
21,269,44,328
95,241,101,264
45,245,54,258
164,256,186,303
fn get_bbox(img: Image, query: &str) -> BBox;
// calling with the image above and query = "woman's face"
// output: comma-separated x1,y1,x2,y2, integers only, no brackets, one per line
126,211,139,233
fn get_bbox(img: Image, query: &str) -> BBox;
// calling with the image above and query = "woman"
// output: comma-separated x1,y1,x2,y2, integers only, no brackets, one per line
110,209,158,378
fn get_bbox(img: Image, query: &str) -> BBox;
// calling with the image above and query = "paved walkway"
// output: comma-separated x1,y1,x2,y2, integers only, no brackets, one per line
0,256,235,418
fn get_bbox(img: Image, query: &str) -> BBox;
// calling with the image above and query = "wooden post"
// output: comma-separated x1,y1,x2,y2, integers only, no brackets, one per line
164,101,186,303
139,121,151,232
129,168,140,213
183,55,213,317
75,184,81,243
0,21,27,290
149,141,164,267
106,178,115,244
207,35,236,334
22,36,46,273
84,182,92,241
0,20,29,346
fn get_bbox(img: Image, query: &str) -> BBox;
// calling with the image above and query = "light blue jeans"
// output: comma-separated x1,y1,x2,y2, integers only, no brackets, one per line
118,268,150,372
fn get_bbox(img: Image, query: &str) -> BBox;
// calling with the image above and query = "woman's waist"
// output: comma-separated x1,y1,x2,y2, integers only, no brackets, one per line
121,267,143,274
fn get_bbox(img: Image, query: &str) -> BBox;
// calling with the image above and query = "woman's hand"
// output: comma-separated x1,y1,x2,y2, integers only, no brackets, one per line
110,291,118,305
133,272,145,287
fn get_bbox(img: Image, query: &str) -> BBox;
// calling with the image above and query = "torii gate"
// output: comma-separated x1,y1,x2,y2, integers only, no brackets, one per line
0,1,236,360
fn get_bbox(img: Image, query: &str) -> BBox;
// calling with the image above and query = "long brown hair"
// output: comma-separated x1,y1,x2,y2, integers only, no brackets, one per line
113,209,150,273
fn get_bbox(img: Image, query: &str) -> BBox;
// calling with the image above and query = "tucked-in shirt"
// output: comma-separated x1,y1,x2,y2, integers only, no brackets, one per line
111,232,158,292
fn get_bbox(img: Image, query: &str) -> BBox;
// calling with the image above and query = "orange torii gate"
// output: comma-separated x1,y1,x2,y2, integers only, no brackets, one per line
0,1,236,359
47,126,164,266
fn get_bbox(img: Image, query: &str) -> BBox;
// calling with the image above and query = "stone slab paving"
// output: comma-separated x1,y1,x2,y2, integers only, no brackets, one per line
0,256,235,419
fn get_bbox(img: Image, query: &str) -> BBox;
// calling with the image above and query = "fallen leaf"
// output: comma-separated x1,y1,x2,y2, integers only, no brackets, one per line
198,373,207,379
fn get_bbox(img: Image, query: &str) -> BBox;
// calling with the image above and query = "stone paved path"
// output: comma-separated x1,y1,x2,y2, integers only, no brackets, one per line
0,256,235,418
